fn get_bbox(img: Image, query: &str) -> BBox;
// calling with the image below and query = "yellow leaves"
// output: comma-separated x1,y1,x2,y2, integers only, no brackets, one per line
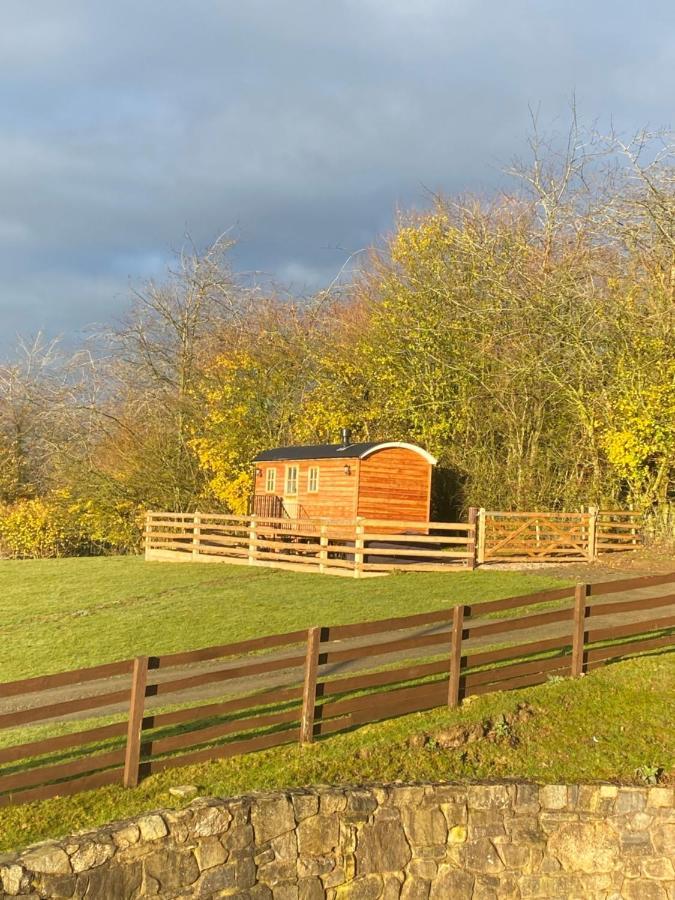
0,494,143,558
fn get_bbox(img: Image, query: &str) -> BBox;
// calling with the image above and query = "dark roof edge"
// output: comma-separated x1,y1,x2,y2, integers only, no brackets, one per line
253,442,437,464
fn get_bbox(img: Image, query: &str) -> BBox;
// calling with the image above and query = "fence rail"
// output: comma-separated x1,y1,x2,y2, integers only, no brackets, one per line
145,512,477,575
145,506,644,575
0,571,672,807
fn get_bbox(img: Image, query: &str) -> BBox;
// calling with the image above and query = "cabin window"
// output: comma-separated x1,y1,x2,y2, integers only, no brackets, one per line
265,468,276,493
285,465,298,495
307,466,319,493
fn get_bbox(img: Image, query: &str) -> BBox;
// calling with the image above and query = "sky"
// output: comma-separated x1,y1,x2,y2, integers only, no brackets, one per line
1,0,673,355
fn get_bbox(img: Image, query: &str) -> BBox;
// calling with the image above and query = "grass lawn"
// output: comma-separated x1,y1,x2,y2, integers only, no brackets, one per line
0,651,672,852
1,555,570,681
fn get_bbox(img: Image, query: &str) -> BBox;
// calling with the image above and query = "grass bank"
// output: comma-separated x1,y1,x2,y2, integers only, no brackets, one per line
0,651,672,852
0,555,568,680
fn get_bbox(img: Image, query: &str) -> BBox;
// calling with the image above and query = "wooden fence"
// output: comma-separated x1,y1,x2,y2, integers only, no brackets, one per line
144,512,477,575
0,571,672,807
145,507,643,574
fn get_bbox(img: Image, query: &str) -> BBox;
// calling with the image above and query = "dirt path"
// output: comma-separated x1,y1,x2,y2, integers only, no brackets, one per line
3,569,673,732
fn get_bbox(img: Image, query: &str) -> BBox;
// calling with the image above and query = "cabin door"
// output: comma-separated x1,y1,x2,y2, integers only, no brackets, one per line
283,465,299,520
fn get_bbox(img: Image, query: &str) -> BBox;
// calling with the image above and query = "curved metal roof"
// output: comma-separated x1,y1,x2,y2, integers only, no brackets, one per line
253,441,437,465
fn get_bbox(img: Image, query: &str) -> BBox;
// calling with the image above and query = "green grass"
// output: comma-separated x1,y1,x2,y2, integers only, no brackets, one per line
0,652,672,852
0,556,569,681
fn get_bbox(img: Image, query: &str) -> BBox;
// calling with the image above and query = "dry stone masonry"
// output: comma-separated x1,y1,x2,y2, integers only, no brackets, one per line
1,782,673,898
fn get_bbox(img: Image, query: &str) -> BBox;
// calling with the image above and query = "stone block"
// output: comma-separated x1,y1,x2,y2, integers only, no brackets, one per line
463,839,504,875
515,784,540,812
136,815,168,842
345,791,378,819
222,823,254,854
467,785,512,810
390,787,427,811
620,878,668,900
401,808,447,847
258,858,298,885
599,785,618,799
382,873,404,899
615,790,646,815
429,865,474,900
272,831,298,861
547,821,620,874
197,855,256,894
620,830,654,856
407,859,437,880
76,860,143,899
20,844,71,876
448,825,467,844
400,875,430,899
144,848,199,894
335,874,383,899
356,819,412,875
69,841,115,873
320,792,347,816
191,803,232,838
641,857,674,879
1,864,25,895
539,785,567,810
297,814,340,857
30,873,76,898
297,855,335,878
194,836,227,870
576,785,600,812
293,794,319,821
168,784,198,800
493,841,531,870
251,797,296,845
439,801,468,827
270,883,300,900
647,787,673,809
651,822,675,857
298,876,325,900
111,824,141,850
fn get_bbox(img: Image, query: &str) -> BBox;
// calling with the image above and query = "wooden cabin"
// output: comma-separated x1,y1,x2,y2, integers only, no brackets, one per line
252,436,437,524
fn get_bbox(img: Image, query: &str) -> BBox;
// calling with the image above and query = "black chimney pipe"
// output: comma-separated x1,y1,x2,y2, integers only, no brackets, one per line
340,427,352,447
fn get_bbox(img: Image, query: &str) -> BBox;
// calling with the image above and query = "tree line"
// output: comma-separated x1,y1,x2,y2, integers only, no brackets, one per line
1,125,673,556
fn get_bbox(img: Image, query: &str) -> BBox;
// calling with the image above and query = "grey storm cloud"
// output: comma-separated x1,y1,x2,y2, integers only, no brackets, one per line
0,0,673,352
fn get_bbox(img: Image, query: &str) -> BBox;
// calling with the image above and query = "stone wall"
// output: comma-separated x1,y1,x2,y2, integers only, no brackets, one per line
1,782,673,899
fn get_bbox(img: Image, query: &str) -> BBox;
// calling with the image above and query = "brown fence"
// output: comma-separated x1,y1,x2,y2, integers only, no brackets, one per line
144,512,477,575
596,510,643,553
1,571,672,807
146,507,644,575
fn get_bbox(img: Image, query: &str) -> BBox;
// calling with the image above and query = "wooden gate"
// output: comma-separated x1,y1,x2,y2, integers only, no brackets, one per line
479,510,594,562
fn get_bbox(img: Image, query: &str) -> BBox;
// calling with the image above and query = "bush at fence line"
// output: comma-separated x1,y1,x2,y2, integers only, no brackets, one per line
0,492,143,559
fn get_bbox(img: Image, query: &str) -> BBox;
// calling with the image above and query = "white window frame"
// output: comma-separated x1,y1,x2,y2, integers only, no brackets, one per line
307,466,320,493
265,468,277,493
285,465,299,495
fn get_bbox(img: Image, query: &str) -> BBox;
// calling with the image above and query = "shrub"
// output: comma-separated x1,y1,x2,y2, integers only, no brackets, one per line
0,493,143,558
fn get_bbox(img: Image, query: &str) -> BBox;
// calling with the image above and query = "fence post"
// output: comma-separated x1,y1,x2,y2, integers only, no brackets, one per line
571,583,589,677
353,519,365,578
448,605,465,708
123,655,149,788
144,513,151,560
192,511,201,559
466,507,479,570
587,506,598,561
476,508,487,565
300,626,322,744
248,515,258,566
319,524,328,574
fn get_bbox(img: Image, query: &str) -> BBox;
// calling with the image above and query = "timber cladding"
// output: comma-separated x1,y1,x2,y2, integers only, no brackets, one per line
0,571,672,809
357,447,432,523
253,442,435,524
